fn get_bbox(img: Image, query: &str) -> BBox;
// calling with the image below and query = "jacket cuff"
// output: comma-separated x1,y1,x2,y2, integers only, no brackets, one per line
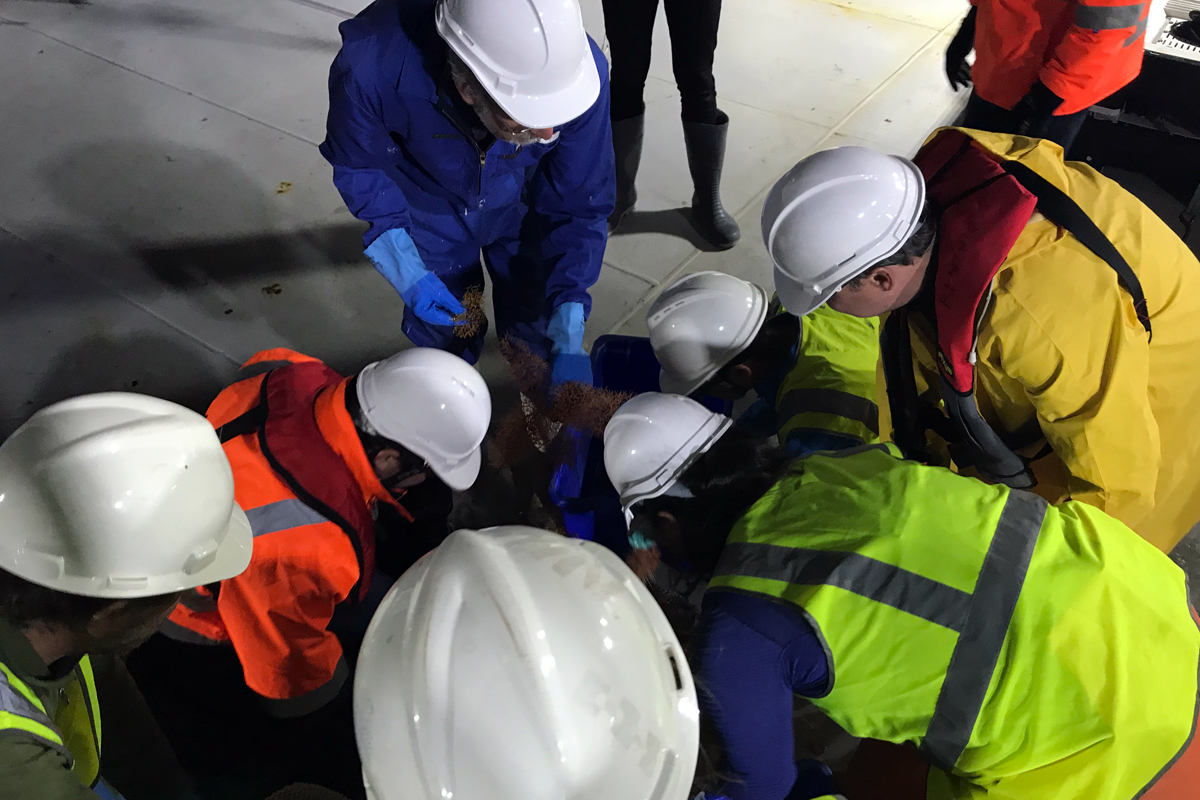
257,656,350,719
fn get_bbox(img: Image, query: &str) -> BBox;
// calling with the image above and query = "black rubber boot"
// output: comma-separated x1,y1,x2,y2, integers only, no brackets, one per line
683,111,741,249
608,114,645,232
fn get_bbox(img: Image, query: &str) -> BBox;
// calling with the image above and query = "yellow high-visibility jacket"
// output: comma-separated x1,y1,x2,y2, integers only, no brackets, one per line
711,444,1200,799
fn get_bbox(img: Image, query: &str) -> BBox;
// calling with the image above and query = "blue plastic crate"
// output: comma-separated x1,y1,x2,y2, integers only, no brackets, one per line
548,334,733,554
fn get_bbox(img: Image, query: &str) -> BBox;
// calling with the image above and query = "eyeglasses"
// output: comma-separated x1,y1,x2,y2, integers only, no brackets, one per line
699,373,739,395
383,459,430,492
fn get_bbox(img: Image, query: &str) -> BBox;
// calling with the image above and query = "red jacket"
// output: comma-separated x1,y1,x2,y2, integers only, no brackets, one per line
971,0,1147,115
164,349,409,714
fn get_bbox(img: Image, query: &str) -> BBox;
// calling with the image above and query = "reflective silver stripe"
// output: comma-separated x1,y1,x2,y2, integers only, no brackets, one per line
713,542,971,631
1075,1,1144,30
0,666,72,762
1124,13,1148,45
921,490,1046,772
246,498,329,538
0,669,53,728
778,387,880,435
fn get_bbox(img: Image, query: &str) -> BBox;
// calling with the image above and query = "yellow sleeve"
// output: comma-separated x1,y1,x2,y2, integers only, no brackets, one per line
979,283,1159,530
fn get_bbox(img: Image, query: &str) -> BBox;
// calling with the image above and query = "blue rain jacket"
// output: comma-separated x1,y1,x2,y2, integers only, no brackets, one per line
319,0,615,318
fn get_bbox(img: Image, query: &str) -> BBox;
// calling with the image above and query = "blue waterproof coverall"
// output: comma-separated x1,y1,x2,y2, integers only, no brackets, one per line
320,0,616,362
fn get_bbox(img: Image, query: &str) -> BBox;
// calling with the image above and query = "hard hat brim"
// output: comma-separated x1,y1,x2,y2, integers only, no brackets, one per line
773,265,834,317
652,279,770,397
618,411,732,527
425,445,482,492
0,502,255,599
193,503,255,588
657,368,701,398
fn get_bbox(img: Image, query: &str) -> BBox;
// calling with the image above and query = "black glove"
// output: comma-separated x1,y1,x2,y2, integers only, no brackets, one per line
1013,80,1065,136
945,6,977,91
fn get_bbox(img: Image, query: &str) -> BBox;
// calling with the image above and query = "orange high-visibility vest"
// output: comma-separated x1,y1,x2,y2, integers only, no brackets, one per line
166,349,409,709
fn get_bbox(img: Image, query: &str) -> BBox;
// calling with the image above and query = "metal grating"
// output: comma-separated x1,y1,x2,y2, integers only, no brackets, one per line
1148,15,1200,61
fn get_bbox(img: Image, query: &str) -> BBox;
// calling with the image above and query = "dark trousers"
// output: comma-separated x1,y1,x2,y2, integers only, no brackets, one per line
126,482,452,800
127,635,365,800
962,91,1088,154
602,0,722,123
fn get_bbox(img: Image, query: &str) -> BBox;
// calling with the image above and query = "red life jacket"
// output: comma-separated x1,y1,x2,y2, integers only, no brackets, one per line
882,129,1150,488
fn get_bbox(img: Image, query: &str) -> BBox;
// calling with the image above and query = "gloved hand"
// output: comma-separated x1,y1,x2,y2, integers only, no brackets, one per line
550,352,593,387
365,228,465,326
404,273,467,326
547,302,593,388
1012,80,1065,137
944,6,976,91
1172,10,1200,46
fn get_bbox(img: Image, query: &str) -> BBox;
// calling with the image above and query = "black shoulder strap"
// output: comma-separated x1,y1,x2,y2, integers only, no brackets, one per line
215,403,268,444
213,367,281,444
1001,160,1152,340
880,310,959,461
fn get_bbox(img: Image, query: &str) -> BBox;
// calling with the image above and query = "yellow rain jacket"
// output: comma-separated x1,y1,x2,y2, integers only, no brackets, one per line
894,128,1200,552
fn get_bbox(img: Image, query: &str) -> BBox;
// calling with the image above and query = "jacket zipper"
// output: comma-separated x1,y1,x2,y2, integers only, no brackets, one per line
435,102,489,201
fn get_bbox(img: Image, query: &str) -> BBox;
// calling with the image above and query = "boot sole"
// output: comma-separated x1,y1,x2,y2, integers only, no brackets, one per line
690,211,741,250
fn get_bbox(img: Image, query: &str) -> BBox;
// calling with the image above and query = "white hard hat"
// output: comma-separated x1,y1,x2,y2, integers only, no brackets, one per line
647,271,770,396
762,146,925,317
436,0,600,129
603,393,731,526
0,393,252,599
354,526,699,800
356,348,491,492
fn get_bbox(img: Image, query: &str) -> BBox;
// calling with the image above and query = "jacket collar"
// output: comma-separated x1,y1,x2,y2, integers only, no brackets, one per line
0,616,78,690
313,378,407,514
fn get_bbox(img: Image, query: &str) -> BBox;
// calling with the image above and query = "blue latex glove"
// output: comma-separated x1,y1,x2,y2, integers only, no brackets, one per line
551,352,593,387
547,302,592,387
365,228,465,326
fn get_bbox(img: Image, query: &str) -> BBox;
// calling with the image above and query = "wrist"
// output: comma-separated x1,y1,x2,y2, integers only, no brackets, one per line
364,228,429,295
1020,80,1064,118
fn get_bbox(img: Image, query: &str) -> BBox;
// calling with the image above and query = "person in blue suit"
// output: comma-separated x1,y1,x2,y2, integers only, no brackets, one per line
321,0,615,388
